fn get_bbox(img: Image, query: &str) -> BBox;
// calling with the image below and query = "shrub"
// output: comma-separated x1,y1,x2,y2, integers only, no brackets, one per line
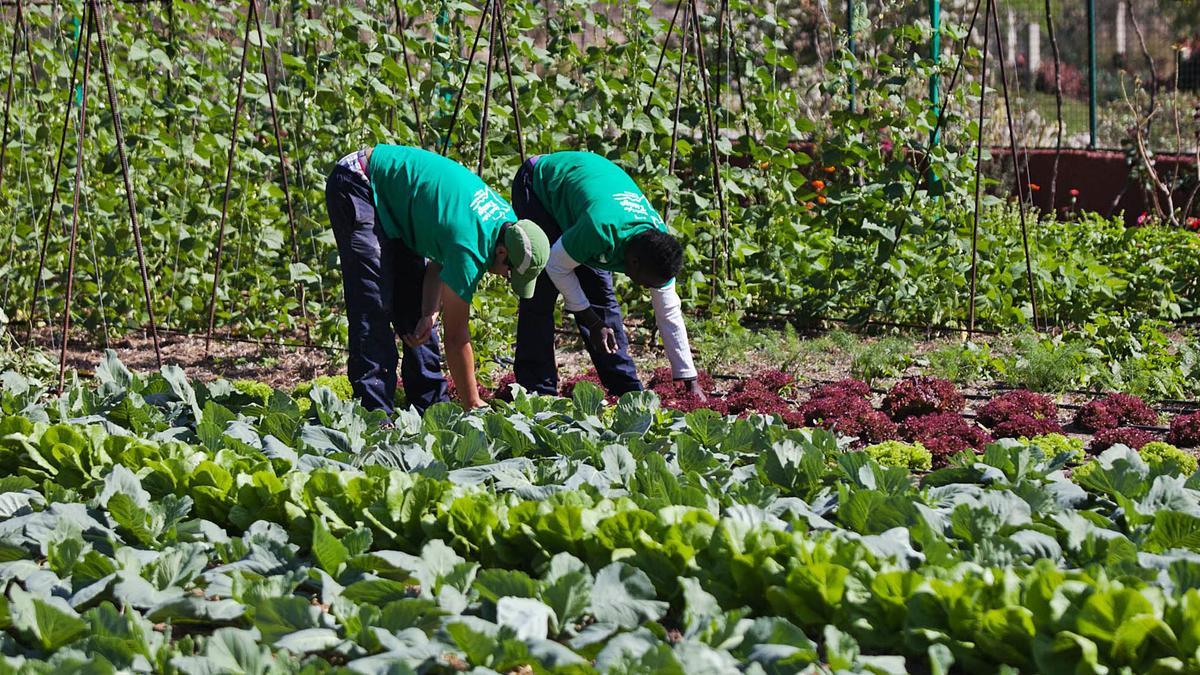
977,390,1059,428
1018,433,1086,463
1139,441,1199,475
1168,411,1200,448
900,413,992,465
1074,393,1158,432
864,440,932,471
882,376,964,421
1089,427,1156,453
1035,60,1086,99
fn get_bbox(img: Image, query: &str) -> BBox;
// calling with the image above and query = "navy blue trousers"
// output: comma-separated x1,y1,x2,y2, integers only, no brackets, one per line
325,165,449,414
511,157,642,397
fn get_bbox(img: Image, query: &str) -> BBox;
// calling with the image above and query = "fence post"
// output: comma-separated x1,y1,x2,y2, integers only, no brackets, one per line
1086,0,1097,149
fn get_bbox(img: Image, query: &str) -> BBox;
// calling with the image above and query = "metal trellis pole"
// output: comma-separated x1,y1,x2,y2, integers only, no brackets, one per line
91,0,162,367
392,0,426,146
58,3,93,393
495,0,525,163
476,0,497,175
988,0,1040,330
689,0,732,288
0,0,23,192
643,0,685,111
205,0,254,353
968,0,991,336
1086,0,1097,149
28,0,85,340
250,0,310,344
663,0,690,223
440,0,491,157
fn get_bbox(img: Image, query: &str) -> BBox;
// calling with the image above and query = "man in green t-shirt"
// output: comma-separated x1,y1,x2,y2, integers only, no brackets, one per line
325,145,548,413
510,151,703,398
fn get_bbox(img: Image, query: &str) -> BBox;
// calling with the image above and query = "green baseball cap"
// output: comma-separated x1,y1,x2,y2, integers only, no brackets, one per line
505,219,550,299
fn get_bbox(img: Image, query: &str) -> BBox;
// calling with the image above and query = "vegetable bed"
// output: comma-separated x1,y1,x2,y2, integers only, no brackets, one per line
1,354,1199,673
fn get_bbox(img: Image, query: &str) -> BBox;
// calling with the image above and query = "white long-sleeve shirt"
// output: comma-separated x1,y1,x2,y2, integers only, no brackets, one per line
545,240,698,380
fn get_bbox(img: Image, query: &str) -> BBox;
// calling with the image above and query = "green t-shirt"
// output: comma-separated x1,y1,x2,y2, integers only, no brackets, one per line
531,152,667,273
369,145,514,302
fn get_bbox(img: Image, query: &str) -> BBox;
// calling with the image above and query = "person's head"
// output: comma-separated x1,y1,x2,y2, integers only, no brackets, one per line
490,219,550,299
624,229,682,289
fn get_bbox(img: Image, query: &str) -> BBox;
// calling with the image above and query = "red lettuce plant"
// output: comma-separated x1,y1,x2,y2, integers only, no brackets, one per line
800,394,897,446
1074,393,1158,432
1168,411,1200,448
978,390,1058,426
1089,427,1157,453
811,379,871,400
559,369,606,398
991,414,1064,439
882,376,964,421
900,413,992,464
977,390,1062,438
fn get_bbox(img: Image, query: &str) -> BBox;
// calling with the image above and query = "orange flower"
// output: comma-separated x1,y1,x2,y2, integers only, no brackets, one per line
812,179,826,191
1028,182,1041,192
823,165,836,174
804,201,815,209
817,195,827,204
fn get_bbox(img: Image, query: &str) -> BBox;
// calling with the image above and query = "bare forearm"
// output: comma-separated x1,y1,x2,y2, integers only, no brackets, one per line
444,338,481,407
420,262,443,318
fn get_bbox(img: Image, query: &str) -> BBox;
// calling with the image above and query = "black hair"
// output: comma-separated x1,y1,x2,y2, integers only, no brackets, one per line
629,229,683,281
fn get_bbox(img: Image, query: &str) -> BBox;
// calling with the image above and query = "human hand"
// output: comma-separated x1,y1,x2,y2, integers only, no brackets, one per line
589,326,619,355
403,313,437,348
681,378,707,401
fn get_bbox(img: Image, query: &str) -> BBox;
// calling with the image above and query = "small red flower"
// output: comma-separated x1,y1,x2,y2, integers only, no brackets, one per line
812,179,826,191
1028,183,1041,192
1069,188,1080,197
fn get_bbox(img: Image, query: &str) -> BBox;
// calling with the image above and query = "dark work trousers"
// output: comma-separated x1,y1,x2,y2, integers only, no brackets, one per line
511,156,643,397
325,164,449,414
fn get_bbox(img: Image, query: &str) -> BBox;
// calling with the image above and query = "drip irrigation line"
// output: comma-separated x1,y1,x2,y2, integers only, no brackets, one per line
92,0,162,368
250,0,310,344
205,0,253,353
57,0,91,394
742,310,1004,337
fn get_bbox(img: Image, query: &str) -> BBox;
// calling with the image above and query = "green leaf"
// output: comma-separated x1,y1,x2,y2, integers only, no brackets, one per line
311,516,349,574
589,563,668,629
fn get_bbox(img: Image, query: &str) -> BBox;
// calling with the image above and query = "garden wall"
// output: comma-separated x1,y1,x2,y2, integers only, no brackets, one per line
987,148,1199,225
